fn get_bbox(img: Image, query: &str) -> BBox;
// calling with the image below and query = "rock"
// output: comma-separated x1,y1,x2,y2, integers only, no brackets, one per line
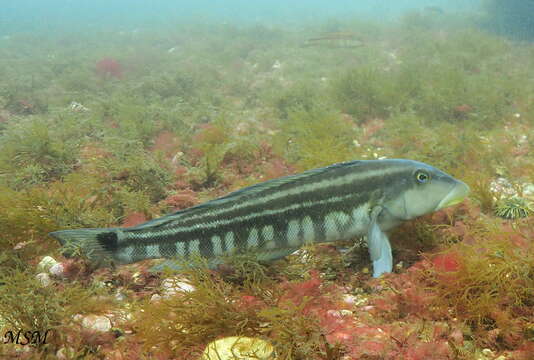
114,290,127,301
343,294,368,306
49,262,67,278
201,336,276,360
35,272,52,286
161,277,195,297
69,101,89,112
37,256,58,272
82,315,112,332
326,309,353,318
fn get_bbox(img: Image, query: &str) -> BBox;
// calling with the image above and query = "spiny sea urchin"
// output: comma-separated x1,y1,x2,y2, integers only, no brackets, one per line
494,196,533,219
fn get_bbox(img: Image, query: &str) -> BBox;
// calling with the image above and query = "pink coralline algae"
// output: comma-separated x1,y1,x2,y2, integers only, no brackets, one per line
95,57,123,79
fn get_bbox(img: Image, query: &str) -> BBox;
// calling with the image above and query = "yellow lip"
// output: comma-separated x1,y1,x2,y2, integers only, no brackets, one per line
437,181,470,210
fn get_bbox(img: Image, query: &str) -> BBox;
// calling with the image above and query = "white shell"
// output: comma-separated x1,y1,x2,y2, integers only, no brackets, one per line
35,272,52,287
81,315,112,332
201,336,276,360
161,277,195,297
37,256,58,272
49,262,66,278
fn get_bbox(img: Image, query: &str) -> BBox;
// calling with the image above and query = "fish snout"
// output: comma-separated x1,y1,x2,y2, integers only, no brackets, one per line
436,180,470,210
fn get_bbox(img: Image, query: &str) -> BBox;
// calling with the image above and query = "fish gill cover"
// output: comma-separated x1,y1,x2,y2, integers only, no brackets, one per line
0,1,533,359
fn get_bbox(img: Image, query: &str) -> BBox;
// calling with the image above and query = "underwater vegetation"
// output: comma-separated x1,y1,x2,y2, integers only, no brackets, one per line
0,14,533,359
95,58,123,79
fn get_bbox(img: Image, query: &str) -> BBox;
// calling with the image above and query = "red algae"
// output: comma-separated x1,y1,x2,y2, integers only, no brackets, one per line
162,189,199,210
121,212,147,227
95,57,123,79
150,130,181,159
432,252,461,272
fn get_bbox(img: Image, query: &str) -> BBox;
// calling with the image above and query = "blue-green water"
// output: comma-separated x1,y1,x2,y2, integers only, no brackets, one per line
1,0,481,33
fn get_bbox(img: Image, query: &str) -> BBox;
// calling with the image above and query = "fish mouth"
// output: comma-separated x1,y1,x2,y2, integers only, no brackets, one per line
436,181,470,210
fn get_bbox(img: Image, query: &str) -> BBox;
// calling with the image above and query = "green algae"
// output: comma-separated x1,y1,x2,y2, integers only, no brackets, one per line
274,106,359,170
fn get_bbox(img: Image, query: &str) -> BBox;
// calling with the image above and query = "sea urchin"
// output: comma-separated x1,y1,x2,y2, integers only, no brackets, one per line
494,196,533,219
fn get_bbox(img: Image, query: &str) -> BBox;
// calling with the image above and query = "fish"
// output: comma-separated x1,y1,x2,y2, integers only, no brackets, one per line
49,159,470,277
302,31,364,48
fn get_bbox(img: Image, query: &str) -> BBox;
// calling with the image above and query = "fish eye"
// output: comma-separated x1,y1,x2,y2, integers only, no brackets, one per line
415,170,430,184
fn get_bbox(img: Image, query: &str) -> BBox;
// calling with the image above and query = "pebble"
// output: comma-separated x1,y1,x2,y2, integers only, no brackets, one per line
326,309,353,318
114,290,127,301
35,272,52,287
291,248,311,263
69,101,89,112
343,294,368,306
82,315,112,332
201,336,275,360
161,277,195,297
49,262,67,278
37,256,58,272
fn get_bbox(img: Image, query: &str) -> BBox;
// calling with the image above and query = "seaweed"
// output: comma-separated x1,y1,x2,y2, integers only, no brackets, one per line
101,146,173,203
274,106,359,170
330,65,399,121
0,117,80,189
426,218,534,349
272,82,321,119
0,264,114,356
188,114,259,188
134,259,344,359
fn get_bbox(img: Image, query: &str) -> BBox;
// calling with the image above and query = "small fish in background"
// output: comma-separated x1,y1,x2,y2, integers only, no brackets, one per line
302,31,365,49
50,159,469,278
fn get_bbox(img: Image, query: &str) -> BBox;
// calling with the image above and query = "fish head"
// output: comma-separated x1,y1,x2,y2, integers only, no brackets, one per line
381,160,470,221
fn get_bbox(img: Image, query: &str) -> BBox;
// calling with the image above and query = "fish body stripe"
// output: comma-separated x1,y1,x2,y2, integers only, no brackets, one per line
49,159,468,276
118,205,371,262
172,166,393,226
111,160,412,262
301,216,315,244
126,191,372,243
287,219,301,247
131,162,405,232
211,235,224,256
247,228,260,249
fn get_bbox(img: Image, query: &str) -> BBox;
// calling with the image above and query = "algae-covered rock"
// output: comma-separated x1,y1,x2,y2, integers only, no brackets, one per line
201,336,276,360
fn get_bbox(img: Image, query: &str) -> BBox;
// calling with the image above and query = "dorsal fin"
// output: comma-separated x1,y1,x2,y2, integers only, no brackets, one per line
129,160,364,230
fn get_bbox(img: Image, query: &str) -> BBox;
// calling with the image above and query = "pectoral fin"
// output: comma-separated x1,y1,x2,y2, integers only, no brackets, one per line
368,206,393,278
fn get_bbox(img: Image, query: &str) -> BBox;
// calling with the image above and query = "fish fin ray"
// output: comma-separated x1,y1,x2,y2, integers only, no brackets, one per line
49,228,117,267
367,206,393,277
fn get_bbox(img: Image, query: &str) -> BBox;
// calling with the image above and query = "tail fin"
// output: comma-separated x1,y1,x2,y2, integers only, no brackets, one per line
49,228,118,268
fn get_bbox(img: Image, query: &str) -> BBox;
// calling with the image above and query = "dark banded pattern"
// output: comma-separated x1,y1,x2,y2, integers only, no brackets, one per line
112,160,412,263
49,158,470,275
